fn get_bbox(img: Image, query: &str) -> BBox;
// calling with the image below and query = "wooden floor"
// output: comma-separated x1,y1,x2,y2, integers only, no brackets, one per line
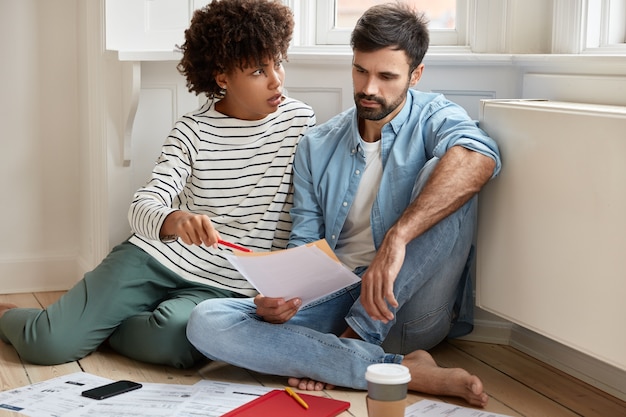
1,291,625,417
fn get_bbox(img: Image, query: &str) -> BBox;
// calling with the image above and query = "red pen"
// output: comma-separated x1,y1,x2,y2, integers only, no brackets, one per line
218,239,252,253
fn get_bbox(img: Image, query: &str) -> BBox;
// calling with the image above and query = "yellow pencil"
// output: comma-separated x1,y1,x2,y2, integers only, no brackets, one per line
285,386,309,410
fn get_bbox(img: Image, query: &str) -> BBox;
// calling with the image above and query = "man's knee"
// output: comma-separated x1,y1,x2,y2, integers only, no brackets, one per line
187,300,225,342
186,298,249,360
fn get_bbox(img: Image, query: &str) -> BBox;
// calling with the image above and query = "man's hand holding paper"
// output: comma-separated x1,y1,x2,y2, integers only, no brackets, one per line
253,294,302,324
223,240,361,313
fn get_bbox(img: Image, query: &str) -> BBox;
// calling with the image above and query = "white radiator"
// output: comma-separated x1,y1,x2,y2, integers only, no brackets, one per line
477,99,626,372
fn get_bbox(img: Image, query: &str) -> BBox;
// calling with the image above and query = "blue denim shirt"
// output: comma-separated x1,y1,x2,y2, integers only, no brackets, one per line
289,89,501,250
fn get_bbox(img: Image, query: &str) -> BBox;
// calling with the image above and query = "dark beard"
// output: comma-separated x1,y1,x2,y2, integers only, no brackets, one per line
354,89,408,121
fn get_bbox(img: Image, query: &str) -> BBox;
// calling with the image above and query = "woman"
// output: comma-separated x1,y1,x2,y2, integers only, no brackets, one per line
0,0,315,369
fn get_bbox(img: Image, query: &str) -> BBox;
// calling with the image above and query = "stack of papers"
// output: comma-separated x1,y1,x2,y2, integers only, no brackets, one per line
0,372,271,417
224,239,361,306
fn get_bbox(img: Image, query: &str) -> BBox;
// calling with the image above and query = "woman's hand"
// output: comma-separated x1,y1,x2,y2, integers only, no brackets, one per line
160,211,220,247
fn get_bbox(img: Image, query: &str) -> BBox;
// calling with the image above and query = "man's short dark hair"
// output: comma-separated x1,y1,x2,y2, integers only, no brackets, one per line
350,2,430,72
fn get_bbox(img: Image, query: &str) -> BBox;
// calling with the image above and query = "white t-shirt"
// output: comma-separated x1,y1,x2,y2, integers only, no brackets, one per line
334,139,382,270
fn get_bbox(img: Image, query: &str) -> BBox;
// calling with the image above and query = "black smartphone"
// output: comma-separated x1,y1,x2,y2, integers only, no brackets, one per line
81,380,142,400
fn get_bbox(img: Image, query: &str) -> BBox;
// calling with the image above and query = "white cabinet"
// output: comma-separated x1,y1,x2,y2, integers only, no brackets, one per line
477,99,626,372
105,0,210,59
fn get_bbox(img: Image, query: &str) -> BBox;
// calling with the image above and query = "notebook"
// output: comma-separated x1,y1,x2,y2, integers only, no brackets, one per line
222,389,350,417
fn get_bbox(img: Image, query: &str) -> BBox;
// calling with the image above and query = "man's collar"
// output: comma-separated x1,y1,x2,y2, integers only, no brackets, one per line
388,90,413,134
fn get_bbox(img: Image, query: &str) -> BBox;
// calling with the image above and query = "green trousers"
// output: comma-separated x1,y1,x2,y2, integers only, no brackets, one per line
0,241,239,368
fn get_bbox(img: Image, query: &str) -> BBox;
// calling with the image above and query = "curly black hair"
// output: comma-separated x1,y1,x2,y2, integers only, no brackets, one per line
177,0,294,98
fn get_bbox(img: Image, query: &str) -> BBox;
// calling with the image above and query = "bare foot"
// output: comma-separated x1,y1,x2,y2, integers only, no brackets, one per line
287,377,335,391
402,350,488,408
0,303,18,319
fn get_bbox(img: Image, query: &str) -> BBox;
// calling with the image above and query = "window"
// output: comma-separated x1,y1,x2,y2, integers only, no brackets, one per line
288,0,625,55
586,0,626,50
314,0,467,47
335,0,455,29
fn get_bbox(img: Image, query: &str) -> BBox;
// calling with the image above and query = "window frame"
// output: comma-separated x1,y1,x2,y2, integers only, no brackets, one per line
553,0,626,54
312,0,468,47
595,0,626,47
286,0,625,55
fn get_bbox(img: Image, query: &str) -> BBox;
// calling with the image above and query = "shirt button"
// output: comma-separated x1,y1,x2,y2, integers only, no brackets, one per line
331,235,336,240
355,170,361,175
343,202,348,207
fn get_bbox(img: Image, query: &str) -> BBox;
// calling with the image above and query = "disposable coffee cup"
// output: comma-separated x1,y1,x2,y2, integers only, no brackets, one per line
365,364,411,417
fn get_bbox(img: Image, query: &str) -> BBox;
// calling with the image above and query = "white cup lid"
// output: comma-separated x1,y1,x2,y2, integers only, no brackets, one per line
365,364,411,384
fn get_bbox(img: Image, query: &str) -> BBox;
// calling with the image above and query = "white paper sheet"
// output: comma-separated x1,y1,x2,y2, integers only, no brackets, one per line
0,372,273,417
405,399,512,416
0,373,113,416
224,240,361,306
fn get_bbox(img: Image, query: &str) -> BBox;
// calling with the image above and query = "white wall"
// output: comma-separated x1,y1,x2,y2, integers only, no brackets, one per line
0,0,81,292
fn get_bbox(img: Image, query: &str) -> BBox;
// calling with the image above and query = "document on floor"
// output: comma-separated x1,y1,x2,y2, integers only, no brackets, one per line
224,239,361,306
0,372,272,417
405,399,512,416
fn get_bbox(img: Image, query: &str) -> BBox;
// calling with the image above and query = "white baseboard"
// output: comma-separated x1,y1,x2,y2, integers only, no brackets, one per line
509,325,626,402
458,317,513,345
466,318,626,402
0,255,80,294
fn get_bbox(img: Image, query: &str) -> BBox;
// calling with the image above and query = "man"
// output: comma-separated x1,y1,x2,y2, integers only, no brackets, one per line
0,0,314,369
186,3,500,407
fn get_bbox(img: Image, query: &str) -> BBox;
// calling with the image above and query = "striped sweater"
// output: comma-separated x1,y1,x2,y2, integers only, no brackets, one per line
128,97,316,296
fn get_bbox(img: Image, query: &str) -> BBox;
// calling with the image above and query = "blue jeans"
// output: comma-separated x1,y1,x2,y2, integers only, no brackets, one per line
186,159,477,389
